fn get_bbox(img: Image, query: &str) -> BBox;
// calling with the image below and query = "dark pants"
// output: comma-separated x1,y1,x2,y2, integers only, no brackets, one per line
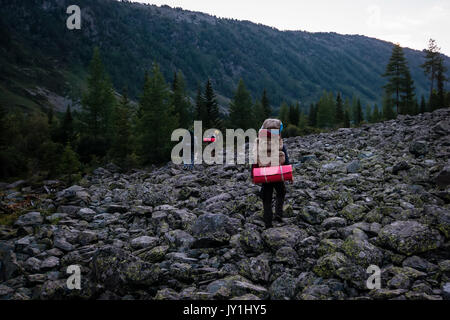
261,182,286,226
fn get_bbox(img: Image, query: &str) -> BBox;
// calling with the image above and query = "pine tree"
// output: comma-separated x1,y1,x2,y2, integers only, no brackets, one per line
371,104,380,123
419,95,427,113
382,93,395,120
400,67,416,115
421,39,442,106
365,104,372,124
261,89,271,119
343,109,350,128
171,71,192,129
317,91,335,128
435,56,448,109
382,44,411,114
111,89,132,162
354,99,363,126
58,144,81,176
229,79,253,130
59,105,74,145
137,63,178,164
278,102,289,126
288,102,300,126
81,47,116,140
308,103,317,127
335,92,344,125
194,85,205,122
204,79,223,131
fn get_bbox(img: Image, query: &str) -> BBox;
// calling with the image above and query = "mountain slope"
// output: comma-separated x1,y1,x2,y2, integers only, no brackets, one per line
0,0,449,112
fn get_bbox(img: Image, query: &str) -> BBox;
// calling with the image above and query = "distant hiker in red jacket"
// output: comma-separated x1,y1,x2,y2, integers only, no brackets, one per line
252,119,290,228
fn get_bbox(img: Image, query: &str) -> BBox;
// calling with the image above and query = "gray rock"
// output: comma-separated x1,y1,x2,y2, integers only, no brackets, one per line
191,213,235,248
409,140,428,156
130,236,159,250
378,220,442,255
14,212,43,227
262,226,307,251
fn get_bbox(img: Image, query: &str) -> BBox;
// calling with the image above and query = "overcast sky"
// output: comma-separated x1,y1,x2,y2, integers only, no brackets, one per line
130,0,450,55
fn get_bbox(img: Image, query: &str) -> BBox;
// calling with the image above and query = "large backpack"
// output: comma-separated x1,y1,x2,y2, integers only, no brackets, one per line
253,119,285,167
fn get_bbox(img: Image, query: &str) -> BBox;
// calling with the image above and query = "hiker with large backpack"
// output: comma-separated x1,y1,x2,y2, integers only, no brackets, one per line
251,119,291,228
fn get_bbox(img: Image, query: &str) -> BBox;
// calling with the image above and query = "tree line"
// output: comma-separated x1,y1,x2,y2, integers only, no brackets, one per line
0,39,448,181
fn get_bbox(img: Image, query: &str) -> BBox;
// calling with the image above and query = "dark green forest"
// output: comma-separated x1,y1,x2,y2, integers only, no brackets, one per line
0,0,449,182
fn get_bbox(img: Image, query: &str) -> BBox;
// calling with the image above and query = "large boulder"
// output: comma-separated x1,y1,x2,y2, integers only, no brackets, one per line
409,140,428,157
262,226,307,251
92,246,161,293
378,220,442,255
191,213,236,248
14,212,43,227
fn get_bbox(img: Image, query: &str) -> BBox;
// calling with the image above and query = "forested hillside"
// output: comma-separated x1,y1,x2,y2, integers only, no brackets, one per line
1,0,449,113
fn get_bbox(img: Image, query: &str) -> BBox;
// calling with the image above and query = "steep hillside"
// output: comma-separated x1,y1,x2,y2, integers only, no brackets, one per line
1,0,449,113
0,108,449,300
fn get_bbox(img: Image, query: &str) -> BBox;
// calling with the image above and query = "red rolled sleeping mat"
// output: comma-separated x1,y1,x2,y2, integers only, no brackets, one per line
203,137,216,142
252,165,293,184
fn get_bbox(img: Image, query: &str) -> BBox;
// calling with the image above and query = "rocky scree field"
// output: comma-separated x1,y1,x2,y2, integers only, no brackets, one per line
0,108,449,300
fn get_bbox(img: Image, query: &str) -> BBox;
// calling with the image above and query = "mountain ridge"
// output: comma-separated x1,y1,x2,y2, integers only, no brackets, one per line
0,0,449,113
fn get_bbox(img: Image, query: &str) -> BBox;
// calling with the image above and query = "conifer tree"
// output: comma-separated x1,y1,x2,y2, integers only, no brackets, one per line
365,104,372,124
343,109,350,128
382,93,395,120
171,71,192,128
317,91,335,128
59,105,74,145
111,89,132,162
354,99,363,126
261,89,271,119
137,63,178,164
229,79,253,130
278,102,289,126
194,85,205,122
435,56,448,109
421,39,442,106
308,103,317,127
204,79,223,131
382,44,412,114
335,92,344,125
81,47,116,140
400,67,416,115
371,104,381,123
419,95,427,113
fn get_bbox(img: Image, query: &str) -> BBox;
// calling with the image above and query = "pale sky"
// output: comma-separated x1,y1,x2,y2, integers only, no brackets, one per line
130,0,450,56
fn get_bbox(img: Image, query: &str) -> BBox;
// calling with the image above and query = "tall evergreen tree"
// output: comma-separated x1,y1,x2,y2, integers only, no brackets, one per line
371,104,381,123
317,91,335,128
194,85,205,122
308,103,317,127
171,71,192,129
335,92,344,125
204,79,223,131
382,93,395,120
59,105,74,145
81,47,116,139
261,89,271,119
421,39,442,106
435,56,448,109
137,63,178,164
419,95,427,113
382,44,410,114
354,99,363,126
343,109,350,128
111,89,132,162
288,102,300,126
229,79,253,129
400,67,416,115
365,104,372,124
278,102,289,126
